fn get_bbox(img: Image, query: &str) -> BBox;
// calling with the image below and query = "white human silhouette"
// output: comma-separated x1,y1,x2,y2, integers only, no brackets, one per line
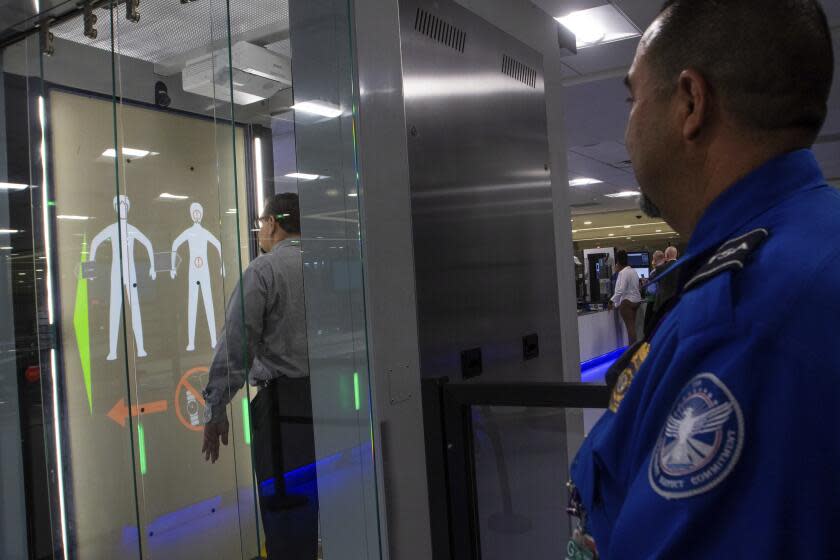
89,195,156,361
171,203,224,351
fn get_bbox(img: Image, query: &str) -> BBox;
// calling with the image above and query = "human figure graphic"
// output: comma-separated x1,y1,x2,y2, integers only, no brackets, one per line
171,202,224,351
88,195,156,361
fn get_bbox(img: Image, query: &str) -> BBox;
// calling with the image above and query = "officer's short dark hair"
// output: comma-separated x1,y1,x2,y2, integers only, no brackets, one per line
649,0,834,142
265,193,301,234
616,250,628,267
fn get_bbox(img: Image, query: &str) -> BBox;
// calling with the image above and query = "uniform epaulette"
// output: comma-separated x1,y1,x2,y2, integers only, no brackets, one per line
683,228,769,292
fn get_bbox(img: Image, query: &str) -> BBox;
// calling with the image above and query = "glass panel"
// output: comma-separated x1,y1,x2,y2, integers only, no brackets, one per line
470,406,604,559
0,0,383,557
111,1,257,558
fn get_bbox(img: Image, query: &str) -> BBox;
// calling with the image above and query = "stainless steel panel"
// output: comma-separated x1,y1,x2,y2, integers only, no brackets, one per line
399,0,563,382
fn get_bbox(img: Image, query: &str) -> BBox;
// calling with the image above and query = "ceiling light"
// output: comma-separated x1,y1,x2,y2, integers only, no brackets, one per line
605,191,640,198
624,225,631,229
0,246,11,250
286,172,320,181
57,215,91,221
556,5,640,49
656,229,662,233
0,229,19,234
226,208,237,214
348,193,358,198
584,221,592,225
159,193,189,200
569,178,603,187
0,182,28,191
102,147,151,159
292,101,342,119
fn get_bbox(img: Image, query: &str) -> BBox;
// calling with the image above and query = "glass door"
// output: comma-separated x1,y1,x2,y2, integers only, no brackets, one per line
0,0,382,558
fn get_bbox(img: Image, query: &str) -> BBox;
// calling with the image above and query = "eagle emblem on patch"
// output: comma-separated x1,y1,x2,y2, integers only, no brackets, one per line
649,373,744,499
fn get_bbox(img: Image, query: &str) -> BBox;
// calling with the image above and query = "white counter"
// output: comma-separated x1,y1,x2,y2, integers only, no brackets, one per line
577,309,628,363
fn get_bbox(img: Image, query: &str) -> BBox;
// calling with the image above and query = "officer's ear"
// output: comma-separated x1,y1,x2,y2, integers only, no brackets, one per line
676,68,711,142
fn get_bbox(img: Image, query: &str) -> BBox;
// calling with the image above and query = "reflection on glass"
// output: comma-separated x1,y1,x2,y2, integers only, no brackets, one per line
471,406,594,559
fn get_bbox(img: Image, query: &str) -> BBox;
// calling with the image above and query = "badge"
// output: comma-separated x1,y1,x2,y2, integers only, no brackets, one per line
649,373,744,499
608,342,650,413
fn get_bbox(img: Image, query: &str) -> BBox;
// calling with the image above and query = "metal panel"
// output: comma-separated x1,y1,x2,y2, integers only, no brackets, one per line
399,0,563,383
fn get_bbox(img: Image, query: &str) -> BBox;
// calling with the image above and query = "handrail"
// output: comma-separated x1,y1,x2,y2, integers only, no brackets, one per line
443,380,610,408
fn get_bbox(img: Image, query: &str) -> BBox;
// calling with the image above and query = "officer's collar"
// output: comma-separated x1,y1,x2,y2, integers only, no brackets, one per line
651,149,825,285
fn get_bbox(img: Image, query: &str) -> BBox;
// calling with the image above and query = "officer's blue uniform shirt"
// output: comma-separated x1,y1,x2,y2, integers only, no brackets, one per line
571,150,840,558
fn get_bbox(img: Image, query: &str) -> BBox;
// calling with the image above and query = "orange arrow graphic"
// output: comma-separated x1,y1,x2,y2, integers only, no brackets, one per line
107,398,169,427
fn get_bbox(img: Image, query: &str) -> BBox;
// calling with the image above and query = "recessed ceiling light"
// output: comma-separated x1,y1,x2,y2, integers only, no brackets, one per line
226,208,237,214
584,221,592,225
0,182,28,191
608,233,614,237
347,193,358,197
0,246,11,250
556,5,641,50
102,147,151,159
605,191,640,198
292,101,342,119
624,225,631,229
569,177,603,187
656,229,662,233
159,193,189,200
286,172,320,181
0,229,19,234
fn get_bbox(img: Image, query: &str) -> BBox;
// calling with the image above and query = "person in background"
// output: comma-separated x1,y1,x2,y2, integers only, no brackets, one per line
650,250,666,277
610,250,642,345
201,193,318,559
663,245,678,263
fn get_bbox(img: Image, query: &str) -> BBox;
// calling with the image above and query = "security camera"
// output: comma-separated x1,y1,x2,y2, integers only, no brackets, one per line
154,81,171,108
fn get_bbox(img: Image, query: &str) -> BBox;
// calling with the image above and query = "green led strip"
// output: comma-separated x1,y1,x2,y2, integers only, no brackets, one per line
242,396,251,445
354,372,360,411
138,423,147,475
73,237,92,414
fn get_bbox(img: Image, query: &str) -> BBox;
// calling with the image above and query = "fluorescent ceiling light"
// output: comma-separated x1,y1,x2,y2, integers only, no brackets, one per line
624,225,631,229
57,215,91,221
656,229,662,233
159,193,189,200
226,208,237,214
569,178,602,187
0,229,19,234
102,147,151,158
584,221,592,225
347,193,358,198
292,101,342,119
0,246,11,250
286,172,320,181
556,5,640,49
0,182,28,191
608,233,615,237
605,190,641,198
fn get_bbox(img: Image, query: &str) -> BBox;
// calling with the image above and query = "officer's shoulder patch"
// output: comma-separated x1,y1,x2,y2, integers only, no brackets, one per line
683,228,769,293
648,373,744,500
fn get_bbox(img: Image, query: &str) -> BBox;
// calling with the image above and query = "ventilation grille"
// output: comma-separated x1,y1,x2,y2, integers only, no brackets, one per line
502,54,537,88
414,8,466,52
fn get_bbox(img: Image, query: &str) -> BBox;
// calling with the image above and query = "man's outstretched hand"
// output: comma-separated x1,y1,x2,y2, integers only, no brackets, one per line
202,417,230,463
